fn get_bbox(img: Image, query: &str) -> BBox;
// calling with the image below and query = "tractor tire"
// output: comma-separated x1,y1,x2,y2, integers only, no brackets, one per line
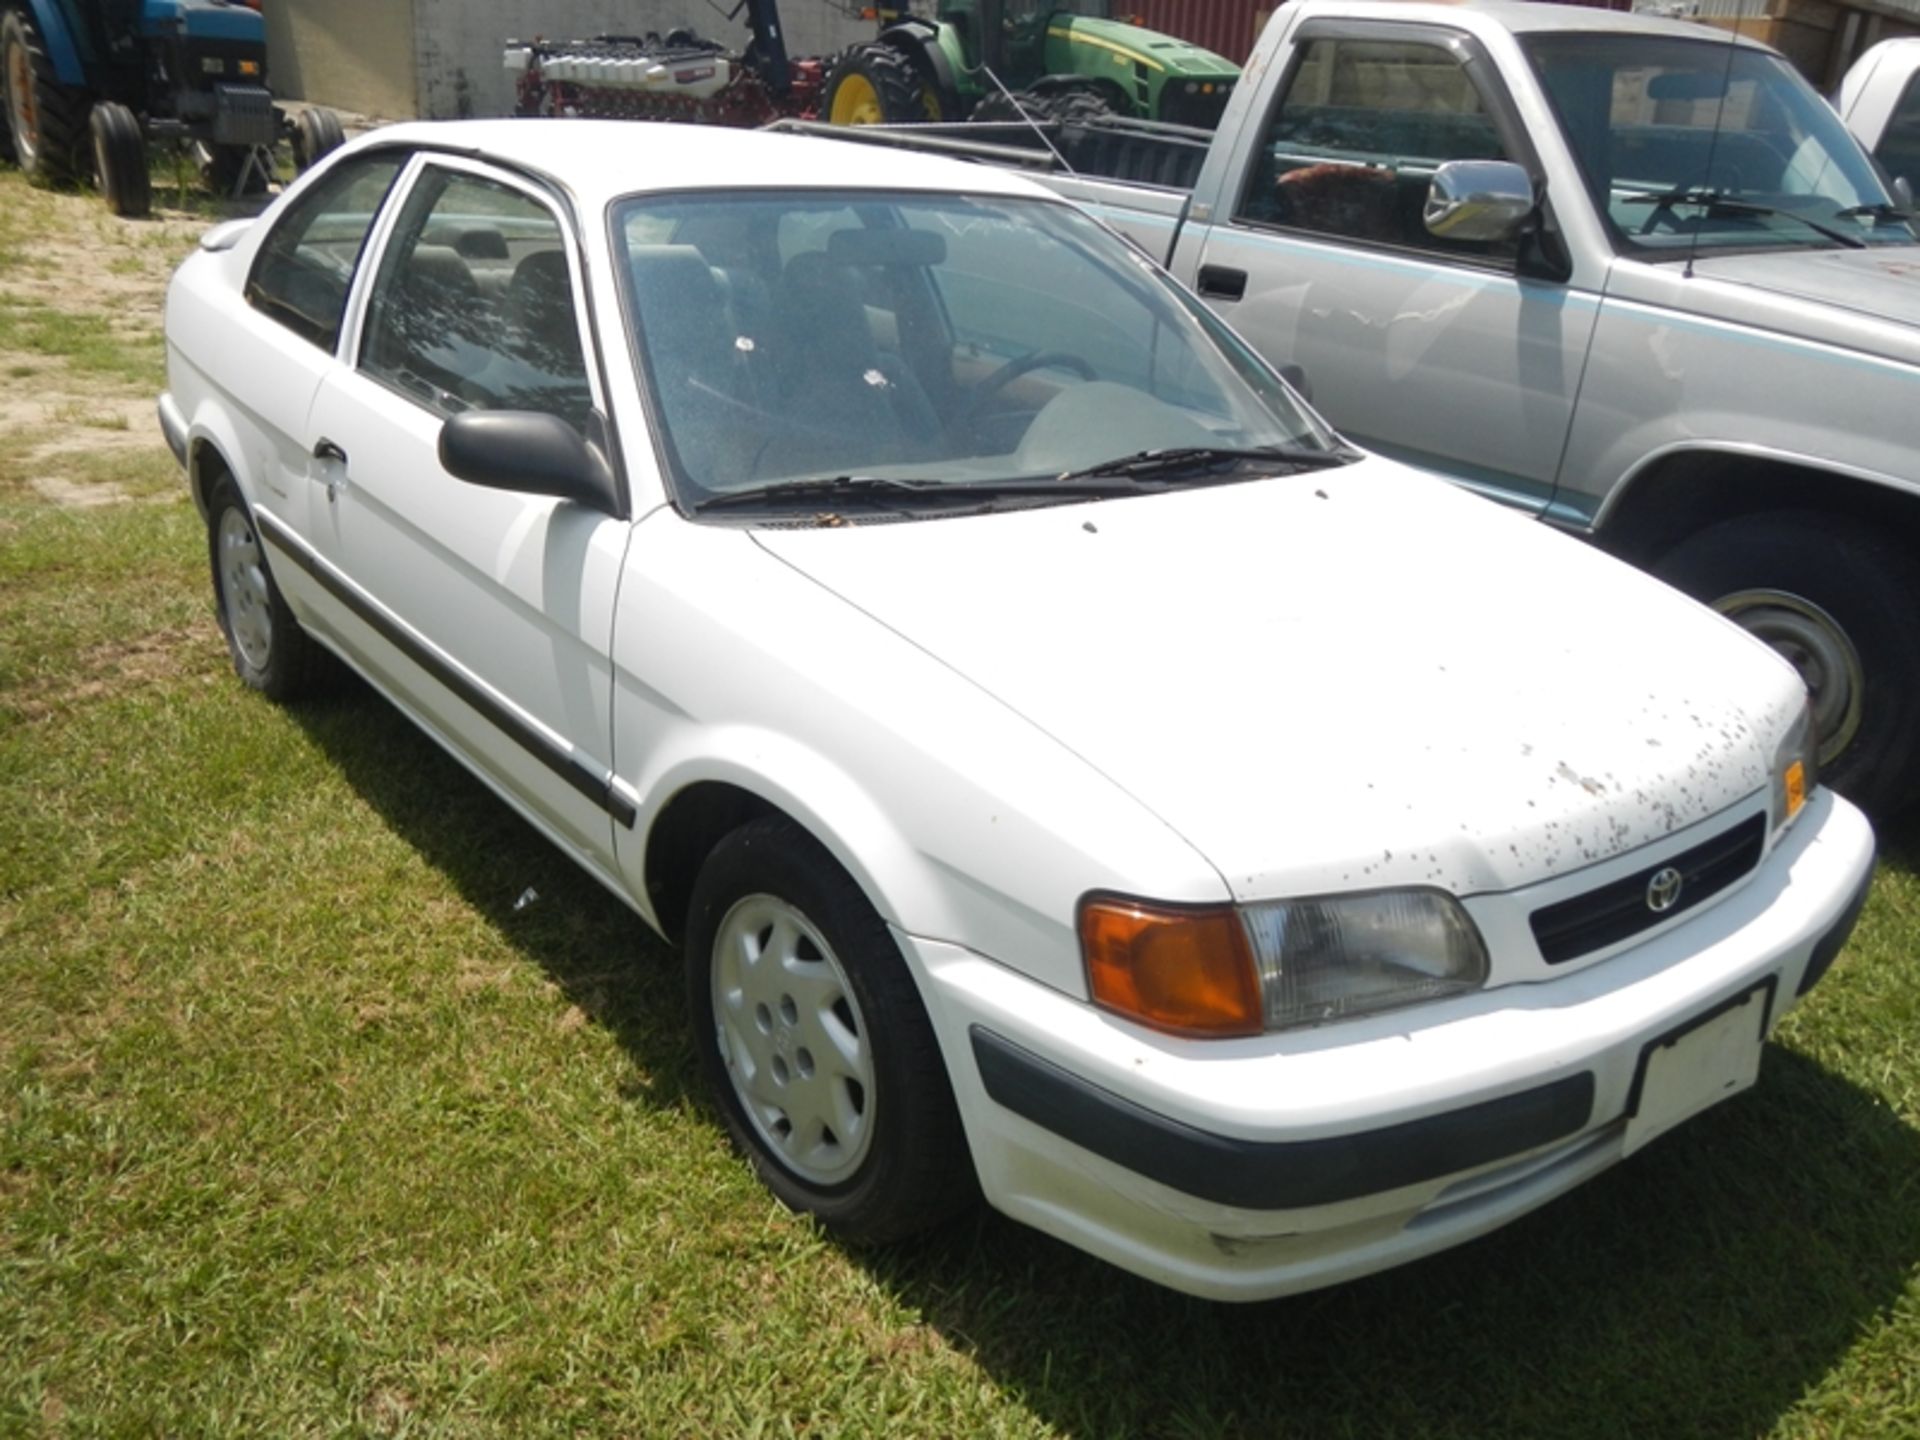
824,43,927,126
89,100,150,217
291,106,345,173
969,88,1059,125
1043,88,1117,127
2,5,84,184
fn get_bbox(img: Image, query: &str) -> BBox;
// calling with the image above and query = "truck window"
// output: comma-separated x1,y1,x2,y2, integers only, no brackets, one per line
1875,73,1920,191
1236,36,1516,262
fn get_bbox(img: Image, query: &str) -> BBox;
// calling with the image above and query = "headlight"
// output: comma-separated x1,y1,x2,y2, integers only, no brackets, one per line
1770,698,1818,834
1081,889,1488,1037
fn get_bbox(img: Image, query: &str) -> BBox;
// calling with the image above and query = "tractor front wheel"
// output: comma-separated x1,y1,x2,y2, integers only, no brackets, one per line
291,106,345,173
89,100,149,217
2,5,83,184
823,44,927,126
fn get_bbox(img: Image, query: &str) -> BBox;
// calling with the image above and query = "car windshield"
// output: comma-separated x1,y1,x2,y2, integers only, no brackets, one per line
610,189,1341,511
1525,33,1918,256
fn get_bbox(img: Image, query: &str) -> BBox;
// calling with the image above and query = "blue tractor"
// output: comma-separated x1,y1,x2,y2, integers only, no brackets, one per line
0,0,343,217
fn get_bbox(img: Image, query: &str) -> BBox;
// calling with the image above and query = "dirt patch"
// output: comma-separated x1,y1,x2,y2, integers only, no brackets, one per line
6,624,222,722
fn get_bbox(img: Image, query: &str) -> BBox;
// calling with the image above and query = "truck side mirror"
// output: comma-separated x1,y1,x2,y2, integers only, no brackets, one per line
1424,160,1537,243
1894,175,1915,211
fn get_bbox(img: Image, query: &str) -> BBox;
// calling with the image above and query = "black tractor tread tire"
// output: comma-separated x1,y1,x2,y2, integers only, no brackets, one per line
90,100,150,217
823,42,928,126
292,106,345,173
968,88,1059,125
685,815,976,1245
1653,508,1920,815
1041,88,1116,127
2,5,83,184
206,477,334,702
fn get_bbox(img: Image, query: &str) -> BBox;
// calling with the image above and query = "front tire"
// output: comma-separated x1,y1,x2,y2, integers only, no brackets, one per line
1654,510,1920,814
686,816,974,1244
89,100,149,217
2,5,82,184
823,43,927,126
291,106,345,173
207,478,329,701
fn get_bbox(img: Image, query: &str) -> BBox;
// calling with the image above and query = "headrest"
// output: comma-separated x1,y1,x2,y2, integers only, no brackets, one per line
826,228,947,267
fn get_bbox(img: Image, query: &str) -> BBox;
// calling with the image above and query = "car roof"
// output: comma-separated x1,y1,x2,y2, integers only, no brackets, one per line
345,119,1060,210
1292,0,1773,47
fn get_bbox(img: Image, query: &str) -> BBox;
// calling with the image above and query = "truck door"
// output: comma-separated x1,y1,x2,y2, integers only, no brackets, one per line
1178,21,1599,516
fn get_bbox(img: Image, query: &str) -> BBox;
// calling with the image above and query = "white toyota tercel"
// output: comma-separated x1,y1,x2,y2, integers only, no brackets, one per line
160,120,1876,1301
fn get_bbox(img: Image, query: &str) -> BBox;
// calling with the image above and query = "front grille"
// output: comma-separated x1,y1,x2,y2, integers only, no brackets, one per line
1530,813,1766,965
1157,84,1232,131
212,84,277,147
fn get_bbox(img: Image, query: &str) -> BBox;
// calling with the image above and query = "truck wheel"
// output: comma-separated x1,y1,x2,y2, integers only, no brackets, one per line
685,815,974,1244
88,101,150,218
291,107,345,172
1654,511,1920,815
823,44,927,126
2,5,82,184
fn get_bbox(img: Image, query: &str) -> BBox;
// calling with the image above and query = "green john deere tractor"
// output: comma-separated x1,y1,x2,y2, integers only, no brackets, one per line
823,0,1239,130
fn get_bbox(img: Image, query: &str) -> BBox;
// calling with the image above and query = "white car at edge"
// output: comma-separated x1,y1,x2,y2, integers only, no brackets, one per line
159,120,1875,1302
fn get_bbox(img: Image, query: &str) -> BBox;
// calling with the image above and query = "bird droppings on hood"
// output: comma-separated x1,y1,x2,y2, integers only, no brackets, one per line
1083,520,1098,534
1555,761,1610,796
1315,488,1329,499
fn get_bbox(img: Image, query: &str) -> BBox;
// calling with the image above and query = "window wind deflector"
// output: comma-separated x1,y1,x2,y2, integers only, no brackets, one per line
1053,443,1355,485
1619,189,1868,249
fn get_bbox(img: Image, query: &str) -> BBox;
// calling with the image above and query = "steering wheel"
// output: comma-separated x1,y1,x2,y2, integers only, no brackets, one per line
964,350,1098,422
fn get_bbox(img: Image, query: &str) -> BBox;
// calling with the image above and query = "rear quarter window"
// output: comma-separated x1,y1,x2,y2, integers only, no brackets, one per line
245,153,406,351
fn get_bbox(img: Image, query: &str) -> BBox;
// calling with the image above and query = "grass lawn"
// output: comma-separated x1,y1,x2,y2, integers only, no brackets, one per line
2,166,1918,1438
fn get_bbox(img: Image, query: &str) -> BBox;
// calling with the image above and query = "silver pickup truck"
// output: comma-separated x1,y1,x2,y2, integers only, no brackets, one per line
1839,37,1920,194
813,0,1920,813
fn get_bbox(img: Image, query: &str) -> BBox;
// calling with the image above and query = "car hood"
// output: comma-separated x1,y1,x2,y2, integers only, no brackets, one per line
752,462,1801,901
1690,244,1920,332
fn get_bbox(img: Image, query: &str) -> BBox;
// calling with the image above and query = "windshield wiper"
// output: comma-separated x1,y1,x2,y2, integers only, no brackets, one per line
1621,189,1867,249
1833,201,1915,225
1053,443,1355,485
696,475,953,512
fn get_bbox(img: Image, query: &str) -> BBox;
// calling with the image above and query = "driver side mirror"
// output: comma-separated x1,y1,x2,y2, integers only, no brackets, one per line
1424,160,1537,244
1894,175,1915,211
439,410,621,516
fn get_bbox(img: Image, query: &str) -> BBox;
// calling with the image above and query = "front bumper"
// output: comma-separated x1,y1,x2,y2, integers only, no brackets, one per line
900,789,1875,1301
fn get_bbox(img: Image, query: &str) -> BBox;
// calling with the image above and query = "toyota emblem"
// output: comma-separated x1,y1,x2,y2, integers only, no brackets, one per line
1646,866,1684,913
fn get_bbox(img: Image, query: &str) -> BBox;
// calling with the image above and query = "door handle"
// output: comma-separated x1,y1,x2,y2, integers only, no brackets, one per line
1196,264,1248,301
312,437,349,504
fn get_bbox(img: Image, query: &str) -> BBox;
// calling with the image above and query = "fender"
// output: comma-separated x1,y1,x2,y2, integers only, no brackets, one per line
882,20,958,109
624,726,949,942
25,0,90,87
1595,439,1920,536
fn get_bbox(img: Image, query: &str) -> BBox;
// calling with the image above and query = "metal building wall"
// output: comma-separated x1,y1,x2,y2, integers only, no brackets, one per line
1126,0,1269,63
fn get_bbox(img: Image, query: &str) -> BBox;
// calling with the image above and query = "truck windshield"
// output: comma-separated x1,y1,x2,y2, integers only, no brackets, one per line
611,190,1339,511
1524,33,1918,256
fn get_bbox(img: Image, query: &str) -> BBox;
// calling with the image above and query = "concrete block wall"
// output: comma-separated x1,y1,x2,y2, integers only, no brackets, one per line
264,0,421,120
412,0,875,118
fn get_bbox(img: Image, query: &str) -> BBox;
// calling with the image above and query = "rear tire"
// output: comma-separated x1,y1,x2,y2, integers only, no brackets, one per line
685,815,974,1244
291,106,345,173
2,5,82,184
89,100,149,217
207,477,330,701
823,43,927,126
1653,510,1920,815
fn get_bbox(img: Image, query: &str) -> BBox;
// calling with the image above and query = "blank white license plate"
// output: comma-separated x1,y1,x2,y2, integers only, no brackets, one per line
1623,984,1771,1157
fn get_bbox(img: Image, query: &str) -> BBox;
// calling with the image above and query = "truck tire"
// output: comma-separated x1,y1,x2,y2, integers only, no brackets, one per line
1654,510,1920,815
292,106,345,173
89,100,149,217
823,43,927,126
2,5,82,184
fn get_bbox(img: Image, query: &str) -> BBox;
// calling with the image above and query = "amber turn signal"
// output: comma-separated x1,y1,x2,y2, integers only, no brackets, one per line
1080,896,1263,1038
1784,758,1807,820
